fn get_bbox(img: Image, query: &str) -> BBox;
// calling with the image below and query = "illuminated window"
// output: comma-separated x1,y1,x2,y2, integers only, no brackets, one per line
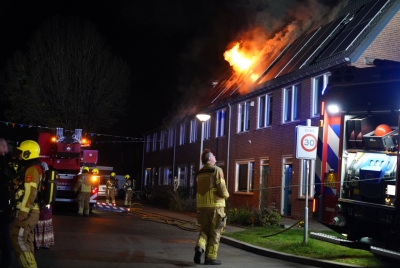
312,74,329,117
190,119,197,143
283,84,301,123
145,134,151,152
258,94,273,128
235,161,254,193
159,130,166,150
203,119,211,140
216,109,226,137
152,132,157,152
238,101,250,132
300,160,315,198
167,128,174,148
178,166,187,187
179,123,186,145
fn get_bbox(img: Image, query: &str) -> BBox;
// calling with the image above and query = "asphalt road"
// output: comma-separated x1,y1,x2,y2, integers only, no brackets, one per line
11,202,319,268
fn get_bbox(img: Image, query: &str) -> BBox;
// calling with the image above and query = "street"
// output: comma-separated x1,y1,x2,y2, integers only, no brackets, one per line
11,201,319,268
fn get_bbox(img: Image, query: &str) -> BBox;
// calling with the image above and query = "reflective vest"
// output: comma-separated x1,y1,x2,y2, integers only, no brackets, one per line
196,163,229,209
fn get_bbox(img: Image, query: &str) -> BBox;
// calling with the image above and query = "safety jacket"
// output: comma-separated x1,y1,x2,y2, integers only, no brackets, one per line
75,173,91,193
196,163,229,209
14,162,42,217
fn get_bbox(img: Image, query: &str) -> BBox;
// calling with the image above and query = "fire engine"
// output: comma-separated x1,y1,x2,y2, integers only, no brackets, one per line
311,61,400,260
38,128,100,211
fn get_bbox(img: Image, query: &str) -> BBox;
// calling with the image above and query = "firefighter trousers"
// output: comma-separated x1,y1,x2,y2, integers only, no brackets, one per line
195,207,226,261
124,189,133,205
11,210,40,268
77,191,91,216
106,187,115,204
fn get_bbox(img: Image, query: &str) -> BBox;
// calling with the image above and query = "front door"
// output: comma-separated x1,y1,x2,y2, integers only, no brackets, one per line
283,164,292,216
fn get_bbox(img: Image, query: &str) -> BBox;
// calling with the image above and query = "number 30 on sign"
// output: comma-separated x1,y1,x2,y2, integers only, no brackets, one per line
295,126,318,159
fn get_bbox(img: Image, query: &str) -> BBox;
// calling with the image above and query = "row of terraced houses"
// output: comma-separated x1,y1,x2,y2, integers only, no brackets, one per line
142,0,400,219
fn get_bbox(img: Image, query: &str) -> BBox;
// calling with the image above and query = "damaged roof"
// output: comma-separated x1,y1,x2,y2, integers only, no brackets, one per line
203,0,400,110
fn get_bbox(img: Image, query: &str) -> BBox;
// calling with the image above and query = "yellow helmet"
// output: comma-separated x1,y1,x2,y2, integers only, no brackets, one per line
125,174,130,180
92,168,99,175
111,172,116,177
17,140,40,160
82,166,90,173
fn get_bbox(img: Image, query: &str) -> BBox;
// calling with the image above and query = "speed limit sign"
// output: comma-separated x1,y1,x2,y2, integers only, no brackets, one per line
296,126,318,159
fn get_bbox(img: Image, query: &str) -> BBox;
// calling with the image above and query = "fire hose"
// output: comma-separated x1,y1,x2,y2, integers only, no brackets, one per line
127,203,200,232
126,203,303,237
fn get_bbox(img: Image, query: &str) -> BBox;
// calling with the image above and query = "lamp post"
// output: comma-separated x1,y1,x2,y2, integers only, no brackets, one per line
196,113,211,169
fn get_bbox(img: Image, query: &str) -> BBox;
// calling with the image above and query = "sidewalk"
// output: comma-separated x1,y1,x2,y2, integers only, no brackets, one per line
99,200,360,268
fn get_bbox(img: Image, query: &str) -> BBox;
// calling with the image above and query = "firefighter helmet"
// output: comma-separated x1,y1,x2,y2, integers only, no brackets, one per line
111,172,116,177
92,168,99,175
17,140,40,160
82,166,90,173
125,174,130,180
375,124,392,136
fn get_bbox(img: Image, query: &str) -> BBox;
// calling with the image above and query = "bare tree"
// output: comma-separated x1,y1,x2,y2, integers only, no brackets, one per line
1,15,131,132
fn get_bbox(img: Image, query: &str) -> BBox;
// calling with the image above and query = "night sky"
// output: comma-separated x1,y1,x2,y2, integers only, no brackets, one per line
0,0,252,137
0,0,345,138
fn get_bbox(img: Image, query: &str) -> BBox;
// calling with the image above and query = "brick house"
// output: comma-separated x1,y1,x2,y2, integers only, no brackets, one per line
142,0,400,219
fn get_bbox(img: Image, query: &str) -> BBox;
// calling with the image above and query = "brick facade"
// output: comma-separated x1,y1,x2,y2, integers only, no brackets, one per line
143,7,400,220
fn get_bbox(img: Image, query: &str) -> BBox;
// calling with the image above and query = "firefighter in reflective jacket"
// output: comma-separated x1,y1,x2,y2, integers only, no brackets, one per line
11,140,42,268
106,172,116,204
74,166,91,216
123,174,135,206
194,149,229,265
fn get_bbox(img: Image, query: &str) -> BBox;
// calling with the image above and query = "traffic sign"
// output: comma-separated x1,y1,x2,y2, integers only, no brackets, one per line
296,126,318,159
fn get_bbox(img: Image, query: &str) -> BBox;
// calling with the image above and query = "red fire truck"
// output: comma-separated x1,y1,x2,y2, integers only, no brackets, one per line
311,62,400,260
38,128,100,211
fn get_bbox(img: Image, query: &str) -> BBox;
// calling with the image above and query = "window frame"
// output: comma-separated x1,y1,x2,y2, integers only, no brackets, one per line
258,94,273,128
189,119,197,143
312,73,330,117
238,101,250,133
216,109,226,137
235,160,254,193
283,84,301,123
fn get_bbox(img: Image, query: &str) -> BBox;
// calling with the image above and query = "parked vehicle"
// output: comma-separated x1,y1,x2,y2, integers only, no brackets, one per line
311,63,400,260
38,128,99,211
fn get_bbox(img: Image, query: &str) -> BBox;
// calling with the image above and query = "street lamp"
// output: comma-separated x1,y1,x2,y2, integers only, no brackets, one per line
196,113,211,169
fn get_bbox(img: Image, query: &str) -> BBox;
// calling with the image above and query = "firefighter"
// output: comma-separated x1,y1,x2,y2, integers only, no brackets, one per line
106,172,116,204
194,149,229,265
74,166,91,216
11,140,42,268
92,168,99,176
123,174,135,206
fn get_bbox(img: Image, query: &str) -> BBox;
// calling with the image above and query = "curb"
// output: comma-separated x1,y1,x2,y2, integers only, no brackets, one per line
220,236,363,268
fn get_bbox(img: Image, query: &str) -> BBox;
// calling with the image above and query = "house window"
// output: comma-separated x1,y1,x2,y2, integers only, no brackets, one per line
190,119,197,143
203,119,211,140
179,123,186,145
152,132,157,152
312,74,329,117
145,134,151,152
301,160,315,197
164,167,172,185
159,131,166,150
235,161,254,193
283,84,301,122
238,101,250,132
216,109,226,137
144,168,151,186
258,94,272,128
167,128,174,148
178,166,187,187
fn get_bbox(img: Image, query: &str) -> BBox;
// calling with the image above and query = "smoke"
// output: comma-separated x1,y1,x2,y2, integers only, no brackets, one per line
165,0,350,127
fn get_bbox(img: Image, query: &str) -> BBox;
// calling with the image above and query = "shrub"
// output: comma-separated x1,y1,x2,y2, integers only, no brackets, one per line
251,207,281,227
226,207,252,226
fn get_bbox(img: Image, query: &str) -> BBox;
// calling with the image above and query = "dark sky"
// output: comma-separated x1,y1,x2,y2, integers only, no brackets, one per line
0,0,346,138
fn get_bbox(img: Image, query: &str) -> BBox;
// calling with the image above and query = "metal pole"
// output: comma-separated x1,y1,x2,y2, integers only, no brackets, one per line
199,121,204,169
304,119,311,244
